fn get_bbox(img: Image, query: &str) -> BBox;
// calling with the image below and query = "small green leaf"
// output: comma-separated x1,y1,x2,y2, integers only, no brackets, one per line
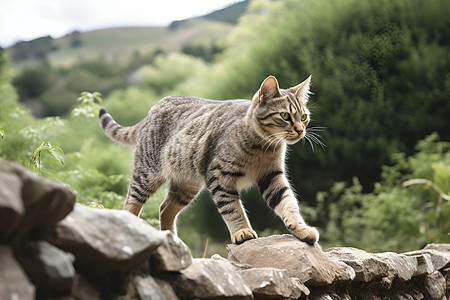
77,91,103,105
28,141,65,172
49,146,65,165
33,142,49,157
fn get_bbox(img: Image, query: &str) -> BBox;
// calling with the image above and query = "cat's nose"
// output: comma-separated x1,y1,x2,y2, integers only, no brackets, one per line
294,122,304,135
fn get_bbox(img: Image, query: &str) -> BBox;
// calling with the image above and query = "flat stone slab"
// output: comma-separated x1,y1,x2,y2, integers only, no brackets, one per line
47,203,166,271
227,234,354,286
170,258,253,299
326,247,391,282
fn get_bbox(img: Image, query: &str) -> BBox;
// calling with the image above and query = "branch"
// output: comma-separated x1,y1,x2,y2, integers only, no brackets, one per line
403,178,450,201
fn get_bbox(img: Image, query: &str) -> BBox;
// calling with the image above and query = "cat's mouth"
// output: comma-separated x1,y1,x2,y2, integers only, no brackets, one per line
286,131,305,144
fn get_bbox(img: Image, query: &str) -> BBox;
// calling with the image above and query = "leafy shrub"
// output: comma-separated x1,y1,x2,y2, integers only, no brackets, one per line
138,52,208,95
313,133,450,252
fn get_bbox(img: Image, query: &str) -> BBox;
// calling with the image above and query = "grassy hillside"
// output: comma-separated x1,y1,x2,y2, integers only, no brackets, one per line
49,20,234,67
7,1,248,68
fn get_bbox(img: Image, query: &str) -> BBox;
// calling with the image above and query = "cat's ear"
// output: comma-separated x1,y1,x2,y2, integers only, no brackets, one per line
258,75,282,101
290,75,312,104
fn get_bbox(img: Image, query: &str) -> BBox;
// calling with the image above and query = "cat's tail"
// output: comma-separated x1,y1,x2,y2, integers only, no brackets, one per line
98,108,142,145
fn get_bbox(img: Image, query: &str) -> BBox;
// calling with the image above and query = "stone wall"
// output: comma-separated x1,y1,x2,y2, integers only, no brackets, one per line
0,159,449,299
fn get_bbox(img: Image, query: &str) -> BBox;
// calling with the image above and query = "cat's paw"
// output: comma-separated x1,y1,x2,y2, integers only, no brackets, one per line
289,224,319,245
232,228,258,244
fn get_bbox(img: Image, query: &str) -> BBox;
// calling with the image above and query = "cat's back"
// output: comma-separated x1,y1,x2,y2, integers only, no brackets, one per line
153,95,249,113
147,96,250,128
136,95,251,149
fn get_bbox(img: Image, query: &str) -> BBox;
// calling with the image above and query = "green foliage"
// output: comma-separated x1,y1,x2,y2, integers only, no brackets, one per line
11,58,126,117
13,64,55,99
9,36,58,60
138,53,208,95
313,133,450,252
182,41,224,62
40,63,124,116
102,86,157,125
28,141,64,173
0,54,37,165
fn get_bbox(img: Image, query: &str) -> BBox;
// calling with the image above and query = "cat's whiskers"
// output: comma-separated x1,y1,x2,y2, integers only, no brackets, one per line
261,132,287,152
303,128,326,153
308,131,326,149
263,136,281,153
260,132,283,148
273,133,288,153
307,126,327,132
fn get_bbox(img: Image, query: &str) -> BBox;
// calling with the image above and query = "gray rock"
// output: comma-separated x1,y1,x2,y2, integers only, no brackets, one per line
0,172,24,242
422,271,446,300
149,230,192,272
326,247,390,282
47,203,165,271
0,159,75,239
237,267,309,299
211,253,253,270
171,258,253,299
0,245,35,300
16,241,76,293
404,248,450,271
424,243,450,252
441,268,450,299
404,253,435,277
374,252,417,285
227,234,353,286
135,275,179,300
330,260,356,283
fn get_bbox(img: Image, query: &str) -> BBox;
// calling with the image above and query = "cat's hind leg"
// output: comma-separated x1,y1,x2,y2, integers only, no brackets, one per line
124,168,164,216
159,180,200,234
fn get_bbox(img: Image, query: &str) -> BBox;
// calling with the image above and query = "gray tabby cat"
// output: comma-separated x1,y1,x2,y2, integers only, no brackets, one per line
99,75,319,244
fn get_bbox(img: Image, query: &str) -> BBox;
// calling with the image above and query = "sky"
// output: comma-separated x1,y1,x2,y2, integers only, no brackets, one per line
0,0,242,48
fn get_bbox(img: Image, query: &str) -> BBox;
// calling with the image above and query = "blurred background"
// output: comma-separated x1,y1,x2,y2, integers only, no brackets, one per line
0,0,449,256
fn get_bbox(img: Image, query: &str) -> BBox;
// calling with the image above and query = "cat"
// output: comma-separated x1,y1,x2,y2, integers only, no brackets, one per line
99,75,319,244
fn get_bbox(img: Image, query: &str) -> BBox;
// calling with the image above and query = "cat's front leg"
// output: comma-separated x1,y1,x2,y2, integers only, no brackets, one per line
258,170,319,244
207,181,257,244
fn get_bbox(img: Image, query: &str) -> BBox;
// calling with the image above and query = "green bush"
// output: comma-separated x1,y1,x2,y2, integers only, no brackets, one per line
0,53,38,165
313,133,450,252
138,52,208,96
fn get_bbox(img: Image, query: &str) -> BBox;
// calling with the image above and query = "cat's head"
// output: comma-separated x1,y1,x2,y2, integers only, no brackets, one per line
249,75,312,145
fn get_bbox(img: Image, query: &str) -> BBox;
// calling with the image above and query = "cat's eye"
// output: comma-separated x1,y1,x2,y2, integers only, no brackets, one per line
301,114,308,122
280,112,290,121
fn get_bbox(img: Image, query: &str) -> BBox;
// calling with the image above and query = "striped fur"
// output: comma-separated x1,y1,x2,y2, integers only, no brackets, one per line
99,108,142,145
99,75,319,244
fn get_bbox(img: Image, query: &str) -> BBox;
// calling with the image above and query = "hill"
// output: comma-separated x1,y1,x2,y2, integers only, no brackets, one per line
6,1,248,68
